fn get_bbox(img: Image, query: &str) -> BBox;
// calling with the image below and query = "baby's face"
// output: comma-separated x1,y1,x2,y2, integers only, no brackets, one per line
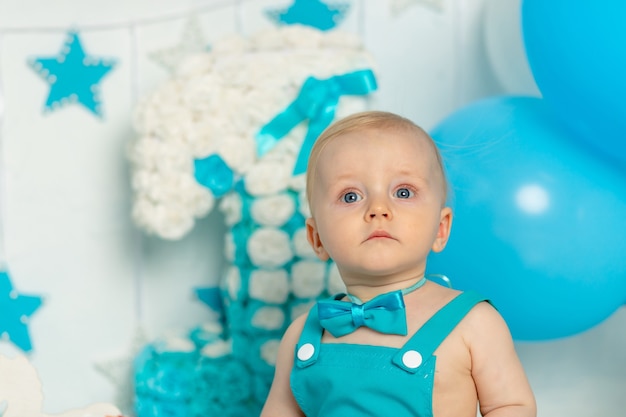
306,128,450,284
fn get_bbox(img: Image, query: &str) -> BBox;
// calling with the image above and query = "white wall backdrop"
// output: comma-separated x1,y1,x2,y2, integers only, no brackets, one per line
0,0,624,416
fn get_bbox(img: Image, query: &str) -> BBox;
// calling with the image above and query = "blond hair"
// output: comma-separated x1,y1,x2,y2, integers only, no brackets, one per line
305,110,448,210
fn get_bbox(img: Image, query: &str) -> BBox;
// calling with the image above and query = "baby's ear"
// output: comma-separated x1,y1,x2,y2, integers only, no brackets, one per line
432,207,453,253
306,217,330,261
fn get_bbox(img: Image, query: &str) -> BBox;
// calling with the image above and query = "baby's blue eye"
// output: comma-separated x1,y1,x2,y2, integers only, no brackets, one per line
395,188,413,199
342,192,361,203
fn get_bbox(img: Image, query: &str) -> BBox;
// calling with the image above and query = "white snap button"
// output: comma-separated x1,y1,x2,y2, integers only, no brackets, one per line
297,343,315,361
402,350,423,369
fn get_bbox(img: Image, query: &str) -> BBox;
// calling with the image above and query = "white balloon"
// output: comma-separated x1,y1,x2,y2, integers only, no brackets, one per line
483,0,541,95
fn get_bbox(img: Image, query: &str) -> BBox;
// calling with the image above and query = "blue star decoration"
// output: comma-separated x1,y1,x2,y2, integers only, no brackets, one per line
28,30,116,118
266,0,350,31
0,270,43,352
194,286,224,315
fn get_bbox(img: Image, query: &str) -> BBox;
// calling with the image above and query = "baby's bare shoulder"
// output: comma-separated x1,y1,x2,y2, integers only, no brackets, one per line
458,299,510,343
282,310,310,345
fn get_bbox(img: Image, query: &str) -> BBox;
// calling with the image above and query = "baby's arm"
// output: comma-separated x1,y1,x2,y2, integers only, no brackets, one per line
260,314,307,417
468,302,537,417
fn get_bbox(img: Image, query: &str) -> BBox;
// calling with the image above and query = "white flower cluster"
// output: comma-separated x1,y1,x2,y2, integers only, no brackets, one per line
131,26,375,413
129,25,375,239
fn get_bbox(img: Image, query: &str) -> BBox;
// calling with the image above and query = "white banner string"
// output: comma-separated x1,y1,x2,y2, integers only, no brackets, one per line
0,0,241,33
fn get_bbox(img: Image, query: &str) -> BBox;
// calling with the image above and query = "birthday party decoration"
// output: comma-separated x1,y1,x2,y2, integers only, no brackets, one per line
427,96,626,341
28,30,116,118
129,25,375,416
266,0,350,31
256,69,376,175
193,154,235,198
0,271,43,352
522,1,626,166
0,354,121,417
194,286,224,313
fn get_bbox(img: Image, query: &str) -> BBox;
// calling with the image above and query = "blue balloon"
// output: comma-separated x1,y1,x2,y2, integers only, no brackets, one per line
522,0,626,167
427,96,626,341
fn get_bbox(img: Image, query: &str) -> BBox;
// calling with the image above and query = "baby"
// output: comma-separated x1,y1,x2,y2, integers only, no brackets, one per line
261,111,536,417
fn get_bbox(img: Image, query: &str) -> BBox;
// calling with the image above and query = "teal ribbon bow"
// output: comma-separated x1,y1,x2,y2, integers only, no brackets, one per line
256,69,378,175
193,153,235,197
317,290,407,337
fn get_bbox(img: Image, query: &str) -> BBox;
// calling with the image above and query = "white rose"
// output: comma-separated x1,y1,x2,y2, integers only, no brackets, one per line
197,321,224,336
253,27,290,51
143,172,214,217
322,30,363,49
176,52,213,77
291,260,327,299
288,173,306,192
211,33,249,55
200,339,232,358
219,193,243,226
131,170,157,193
160,336,195,353
292,227,317,259
128,137,191,172
290,300,315,322
247,228,293,268
251,194,295,227
156,205,195,240
244,86,290,127
259,339,281,367
132,81,180,135
250,306,285,331
162,173,213,210
187,119,219,157
180,176,214,217
283,26,324,49
224,266,241,300
244,160,291,196
298,191,311,218
248,269,289,303
217,135,257,175
151,104,196,144
132,199,194,240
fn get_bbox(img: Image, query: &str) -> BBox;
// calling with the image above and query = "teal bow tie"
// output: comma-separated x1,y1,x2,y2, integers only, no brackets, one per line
317,291,408,337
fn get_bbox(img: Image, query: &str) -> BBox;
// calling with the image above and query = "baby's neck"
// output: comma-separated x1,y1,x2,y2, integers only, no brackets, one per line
345,276,426,303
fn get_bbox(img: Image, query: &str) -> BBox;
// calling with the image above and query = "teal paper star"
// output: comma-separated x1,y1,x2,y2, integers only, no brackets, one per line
0,271,43,352
266,0,350,31
28,30,116,118
194,286,224,314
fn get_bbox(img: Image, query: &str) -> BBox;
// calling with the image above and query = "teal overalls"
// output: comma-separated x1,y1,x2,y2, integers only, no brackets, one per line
290,291,488,417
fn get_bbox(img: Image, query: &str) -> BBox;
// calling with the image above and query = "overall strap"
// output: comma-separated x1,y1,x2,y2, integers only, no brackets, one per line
293,304,323,368
392,291,489,373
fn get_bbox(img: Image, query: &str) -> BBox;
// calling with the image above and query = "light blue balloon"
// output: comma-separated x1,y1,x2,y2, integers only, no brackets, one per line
427,96,626,341
522,0,626,166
